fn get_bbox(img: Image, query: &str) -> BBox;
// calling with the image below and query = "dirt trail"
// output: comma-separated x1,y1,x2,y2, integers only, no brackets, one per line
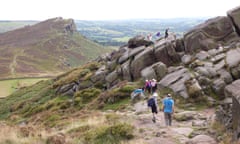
9,49,24,77
127,101,216,144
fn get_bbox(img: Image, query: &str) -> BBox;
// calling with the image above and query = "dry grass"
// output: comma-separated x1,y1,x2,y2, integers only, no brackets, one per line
0,123,45,144
121,139,146,144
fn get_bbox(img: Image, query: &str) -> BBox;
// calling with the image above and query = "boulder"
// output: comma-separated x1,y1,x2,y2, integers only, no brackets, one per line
184,16,235,53
185,78,203,99
195,51,210,60
130,48,155,80
118,46,145,64
128,35,153,48
141,62,167,81
195,67,217,78
174,111,197,121
105,70,119,86
227,5,240,35
181,54,193,65
186,135,217,144
212,79,226,99
230,64,240,80
214,60,225,71
225,48,240,68
121,60,132,81
224,80,240,141
141,66,156,80
159,67,192,98
175,38,185,52
91,65,107,83
154,40,181,66
217,69,233,84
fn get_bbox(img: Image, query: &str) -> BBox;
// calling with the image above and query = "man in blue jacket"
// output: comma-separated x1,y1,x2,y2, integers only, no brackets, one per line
162,94,174,126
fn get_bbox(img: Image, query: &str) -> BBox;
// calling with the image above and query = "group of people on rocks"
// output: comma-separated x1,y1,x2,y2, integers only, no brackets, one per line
132,78,175,126
144,79,158,94
145,28,169,41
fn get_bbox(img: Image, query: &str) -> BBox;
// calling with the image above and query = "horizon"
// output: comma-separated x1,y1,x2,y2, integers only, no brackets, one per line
0,0,239,21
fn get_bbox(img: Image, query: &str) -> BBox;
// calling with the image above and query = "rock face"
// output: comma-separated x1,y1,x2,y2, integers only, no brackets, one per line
184,16,237,53
127,35,153,48
228,5,240,35
224,80,240,141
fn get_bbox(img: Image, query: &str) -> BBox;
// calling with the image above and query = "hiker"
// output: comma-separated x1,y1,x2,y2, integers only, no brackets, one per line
150,79,157,93
156,32,161,40
131,88,145,101
156,32,161,37
144,79,151,94
165,28,169,39
147,92,158,123
147,33,152,41
162,94,174,126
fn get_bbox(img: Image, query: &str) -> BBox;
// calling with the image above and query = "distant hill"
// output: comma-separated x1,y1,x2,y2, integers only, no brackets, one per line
76,18,209,46
0,17,111,79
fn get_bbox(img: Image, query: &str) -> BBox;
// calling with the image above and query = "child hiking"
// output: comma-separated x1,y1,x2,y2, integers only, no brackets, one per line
147,92,158,123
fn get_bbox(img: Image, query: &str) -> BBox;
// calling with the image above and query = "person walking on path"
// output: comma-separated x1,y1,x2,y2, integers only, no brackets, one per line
165,28,169,39
144,79,151,94
162,94,174,126
147,92,158,123
150,79,157,93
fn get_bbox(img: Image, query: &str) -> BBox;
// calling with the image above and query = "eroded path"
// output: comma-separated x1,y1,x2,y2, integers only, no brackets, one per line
9,49,24,77
126,101,217,144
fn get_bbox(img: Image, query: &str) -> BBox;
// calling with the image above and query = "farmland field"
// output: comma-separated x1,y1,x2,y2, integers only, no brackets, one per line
0,78,49,97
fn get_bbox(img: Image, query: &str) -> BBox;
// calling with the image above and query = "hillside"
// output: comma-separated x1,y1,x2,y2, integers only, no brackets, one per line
0,17,111,79
1,5,240,144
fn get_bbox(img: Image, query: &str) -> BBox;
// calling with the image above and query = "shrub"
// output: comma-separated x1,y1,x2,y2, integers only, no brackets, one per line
83,123,134,144
74,88,101,104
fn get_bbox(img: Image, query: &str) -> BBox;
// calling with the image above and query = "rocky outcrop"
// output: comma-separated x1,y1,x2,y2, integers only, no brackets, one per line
141,62,167,81
228,5,240,35
184,16,237,53
127,35,153,48
224,80,240,141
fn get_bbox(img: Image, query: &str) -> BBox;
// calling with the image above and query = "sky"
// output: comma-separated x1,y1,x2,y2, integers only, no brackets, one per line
1,0,239,20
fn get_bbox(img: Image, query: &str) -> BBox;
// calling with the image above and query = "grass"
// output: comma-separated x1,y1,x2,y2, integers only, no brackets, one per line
103,98,130,111
0,78,49,97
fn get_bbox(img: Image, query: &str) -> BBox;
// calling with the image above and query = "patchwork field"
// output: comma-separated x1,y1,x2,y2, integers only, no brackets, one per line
0,78,48,97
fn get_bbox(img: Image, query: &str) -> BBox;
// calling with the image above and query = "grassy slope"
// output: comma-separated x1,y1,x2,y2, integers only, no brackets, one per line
0,78,48,97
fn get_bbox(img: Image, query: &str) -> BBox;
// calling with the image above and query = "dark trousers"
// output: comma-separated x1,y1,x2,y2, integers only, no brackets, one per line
164,112,172,126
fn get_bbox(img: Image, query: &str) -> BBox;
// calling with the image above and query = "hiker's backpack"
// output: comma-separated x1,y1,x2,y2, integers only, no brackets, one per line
147,98,155,107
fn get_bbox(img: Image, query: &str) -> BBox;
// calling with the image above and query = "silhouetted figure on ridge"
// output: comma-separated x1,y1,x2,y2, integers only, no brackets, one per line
165,28,169,39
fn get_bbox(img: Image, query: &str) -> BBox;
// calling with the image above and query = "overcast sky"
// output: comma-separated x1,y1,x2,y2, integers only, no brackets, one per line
1,0,239,20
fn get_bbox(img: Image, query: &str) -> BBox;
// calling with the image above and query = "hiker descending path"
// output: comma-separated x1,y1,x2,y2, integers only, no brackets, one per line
131,101,217,144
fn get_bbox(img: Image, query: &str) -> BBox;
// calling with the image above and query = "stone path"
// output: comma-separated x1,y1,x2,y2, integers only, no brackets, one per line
128,101,217,144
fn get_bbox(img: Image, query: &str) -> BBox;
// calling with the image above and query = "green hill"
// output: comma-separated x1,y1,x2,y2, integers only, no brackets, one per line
0,17,111,79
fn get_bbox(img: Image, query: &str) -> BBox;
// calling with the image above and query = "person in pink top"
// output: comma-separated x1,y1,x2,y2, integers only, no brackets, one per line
144,79,151,94
151,79,157,93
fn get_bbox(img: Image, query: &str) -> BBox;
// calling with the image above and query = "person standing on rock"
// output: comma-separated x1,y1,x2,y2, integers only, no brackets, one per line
162,94,174,126
165,28,169,39
147,92,158,123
